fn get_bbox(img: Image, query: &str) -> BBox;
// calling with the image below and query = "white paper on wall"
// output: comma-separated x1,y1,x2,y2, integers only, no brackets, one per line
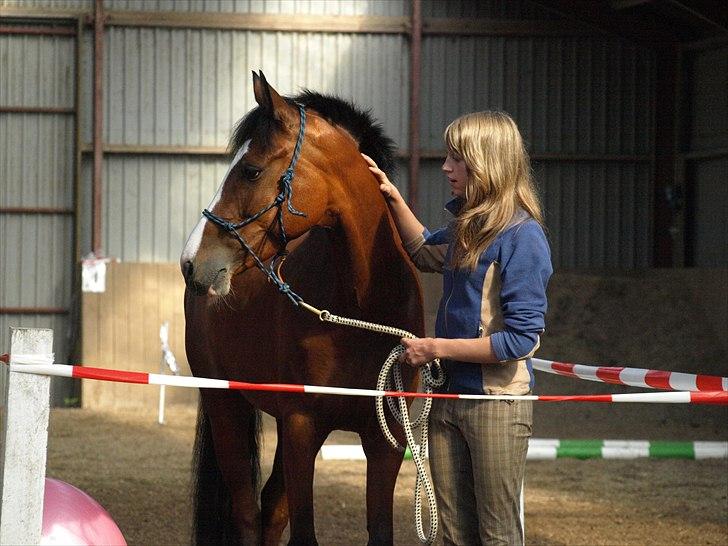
81,257,111,293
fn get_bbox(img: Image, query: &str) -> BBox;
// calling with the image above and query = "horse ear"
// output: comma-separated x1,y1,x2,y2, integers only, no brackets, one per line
252,70,295,124
252,70,271,111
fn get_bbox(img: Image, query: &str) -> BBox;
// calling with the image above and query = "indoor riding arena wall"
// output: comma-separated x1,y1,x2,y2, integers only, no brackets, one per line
81,261,196,409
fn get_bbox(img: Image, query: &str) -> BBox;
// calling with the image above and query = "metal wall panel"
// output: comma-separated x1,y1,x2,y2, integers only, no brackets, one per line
686,46,728,152
684,45,728,267
7,1,658,269
421,0,560,19
0,216,74,309
537,162,652,269
418,160,653,270
0,35,75,107
98,28,408,147
0,0,565,17
417,34,655,268
0,214,75,405
688,158,728,267
1,114,75,208
420,36,653,154
102,156,227,261
93,26,408,261
0,32,77,404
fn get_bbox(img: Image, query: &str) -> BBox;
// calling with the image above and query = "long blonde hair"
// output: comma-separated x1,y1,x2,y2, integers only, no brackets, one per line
444,111,543,270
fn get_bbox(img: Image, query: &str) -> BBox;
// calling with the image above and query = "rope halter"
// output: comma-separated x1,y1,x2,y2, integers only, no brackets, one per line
202,103,307,305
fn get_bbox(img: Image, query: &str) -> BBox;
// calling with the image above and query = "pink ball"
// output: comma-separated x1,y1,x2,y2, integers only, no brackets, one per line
41,478,126,546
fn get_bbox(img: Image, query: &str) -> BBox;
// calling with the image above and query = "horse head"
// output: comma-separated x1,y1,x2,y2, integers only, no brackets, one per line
180,71,349,297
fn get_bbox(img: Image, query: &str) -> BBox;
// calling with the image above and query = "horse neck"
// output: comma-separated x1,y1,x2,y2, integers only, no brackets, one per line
333,182,414,314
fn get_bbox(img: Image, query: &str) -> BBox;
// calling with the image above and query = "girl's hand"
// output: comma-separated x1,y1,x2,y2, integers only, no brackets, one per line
399,337,439,367
361,153,402,202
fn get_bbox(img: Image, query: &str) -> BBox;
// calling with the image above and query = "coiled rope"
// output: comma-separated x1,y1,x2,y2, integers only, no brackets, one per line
299,302,445,544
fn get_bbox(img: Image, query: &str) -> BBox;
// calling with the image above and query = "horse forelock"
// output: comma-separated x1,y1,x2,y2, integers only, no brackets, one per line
230,106,276,157
229,92,396,178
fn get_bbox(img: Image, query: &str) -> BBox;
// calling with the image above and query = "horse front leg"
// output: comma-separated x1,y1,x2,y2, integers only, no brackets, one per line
281,411,328,546
201,390,262,544
261,420,289,546
360,422,407,546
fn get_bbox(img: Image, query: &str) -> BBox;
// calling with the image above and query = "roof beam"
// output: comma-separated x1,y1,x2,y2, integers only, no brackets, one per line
611,0,655,9
667,0,728,34
1,6,594,36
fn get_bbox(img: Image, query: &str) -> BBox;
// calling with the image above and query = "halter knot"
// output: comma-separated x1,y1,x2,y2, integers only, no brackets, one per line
202,209,238,232
273,280,302,305
281,167,294,184
280,170,306,217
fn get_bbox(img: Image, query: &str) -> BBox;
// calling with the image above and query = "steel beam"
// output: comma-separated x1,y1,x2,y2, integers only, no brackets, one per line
407,0,422,212
92,0,104,257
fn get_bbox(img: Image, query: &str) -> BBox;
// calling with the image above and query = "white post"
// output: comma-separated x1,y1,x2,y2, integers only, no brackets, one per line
158,379,167,425
158,322,167,425
0,327,53,545
158,321,179,426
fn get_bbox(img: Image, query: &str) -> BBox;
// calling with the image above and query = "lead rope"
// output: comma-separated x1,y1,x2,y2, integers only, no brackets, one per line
298,302,445,544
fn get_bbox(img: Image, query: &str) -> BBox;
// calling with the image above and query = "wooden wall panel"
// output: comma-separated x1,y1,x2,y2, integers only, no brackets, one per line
82,262,197,409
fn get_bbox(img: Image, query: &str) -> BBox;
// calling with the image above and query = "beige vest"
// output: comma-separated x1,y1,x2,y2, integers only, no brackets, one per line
479,262,536,395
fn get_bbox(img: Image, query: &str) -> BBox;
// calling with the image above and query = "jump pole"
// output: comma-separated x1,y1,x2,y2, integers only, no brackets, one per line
0,327,53,545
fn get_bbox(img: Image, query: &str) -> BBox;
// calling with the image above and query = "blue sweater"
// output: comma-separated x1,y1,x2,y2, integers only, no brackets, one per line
405,200,553,395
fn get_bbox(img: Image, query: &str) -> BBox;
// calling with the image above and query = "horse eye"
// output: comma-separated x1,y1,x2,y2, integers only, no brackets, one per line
242,165,262,181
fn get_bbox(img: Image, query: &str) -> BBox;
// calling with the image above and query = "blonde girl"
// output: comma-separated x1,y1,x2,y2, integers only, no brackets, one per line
363,111,552,545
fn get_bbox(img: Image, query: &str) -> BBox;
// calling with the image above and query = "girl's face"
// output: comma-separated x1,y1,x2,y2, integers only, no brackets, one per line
442,152,469,198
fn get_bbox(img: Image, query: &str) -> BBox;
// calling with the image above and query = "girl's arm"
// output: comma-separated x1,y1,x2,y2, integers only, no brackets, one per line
362,153,425,244
400,336,499,367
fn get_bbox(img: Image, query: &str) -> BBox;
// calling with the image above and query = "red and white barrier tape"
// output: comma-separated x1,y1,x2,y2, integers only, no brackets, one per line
5,354,725,394
1,357,726,405
531,358,728,392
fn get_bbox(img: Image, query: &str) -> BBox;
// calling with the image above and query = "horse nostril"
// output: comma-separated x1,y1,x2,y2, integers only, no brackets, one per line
183,261,193,281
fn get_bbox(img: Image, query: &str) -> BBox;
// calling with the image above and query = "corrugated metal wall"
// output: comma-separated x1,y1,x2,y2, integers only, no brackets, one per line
683,44,728,267
91,26,409,260
83,0,656,268
97,28,408,146
2,0,670,405
102,157,228,260
418,34,654,268
0,31,78,405
2,0,658,268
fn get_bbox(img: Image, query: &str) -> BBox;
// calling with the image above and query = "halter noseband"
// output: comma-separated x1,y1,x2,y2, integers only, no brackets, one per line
202,103,308,305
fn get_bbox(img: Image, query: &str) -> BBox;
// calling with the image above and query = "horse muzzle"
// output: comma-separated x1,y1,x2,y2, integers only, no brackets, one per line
182,259,231,297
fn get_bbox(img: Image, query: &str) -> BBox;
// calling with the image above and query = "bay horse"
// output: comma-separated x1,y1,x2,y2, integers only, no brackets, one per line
180,71,424,545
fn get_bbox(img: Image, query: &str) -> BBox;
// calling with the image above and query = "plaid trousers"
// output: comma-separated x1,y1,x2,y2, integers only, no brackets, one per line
428,398,533,545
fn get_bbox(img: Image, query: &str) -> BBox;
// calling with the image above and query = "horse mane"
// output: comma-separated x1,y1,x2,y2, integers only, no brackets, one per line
230,91,397,176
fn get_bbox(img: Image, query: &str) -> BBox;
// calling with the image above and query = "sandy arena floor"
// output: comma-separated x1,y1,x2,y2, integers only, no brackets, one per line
45,270,728,545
